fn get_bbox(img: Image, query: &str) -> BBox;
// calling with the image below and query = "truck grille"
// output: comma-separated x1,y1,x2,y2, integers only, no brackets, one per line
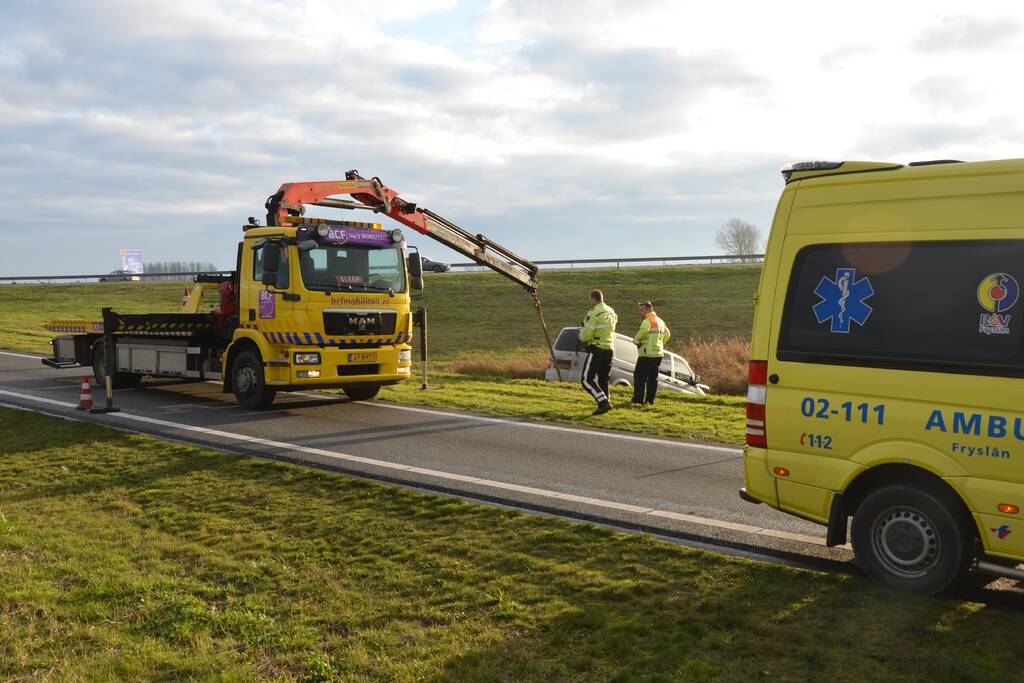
323,311,397,336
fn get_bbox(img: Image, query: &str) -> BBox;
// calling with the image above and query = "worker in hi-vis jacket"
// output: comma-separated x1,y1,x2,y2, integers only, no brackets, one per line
579,289,618,415
632,301,670,406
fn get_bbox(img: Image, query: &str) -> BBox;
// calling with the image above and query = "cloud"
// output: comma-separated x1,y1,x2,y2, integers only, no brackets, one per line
853,116,1024,159
910,75,978,111
913,15,1022,53
514,39,766,139
2,0,1024,276
819,45,876,70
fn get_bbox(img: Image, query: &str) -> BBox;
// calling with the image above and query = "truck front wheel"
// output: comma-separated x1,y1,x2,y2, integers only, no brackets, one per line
343,386,380,401
232,350,276,409
851,484,975,595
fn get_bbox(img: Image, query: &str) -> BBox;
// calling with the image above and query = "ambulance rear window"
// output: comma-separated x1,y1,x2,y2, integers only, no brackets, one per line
778,240,1024,377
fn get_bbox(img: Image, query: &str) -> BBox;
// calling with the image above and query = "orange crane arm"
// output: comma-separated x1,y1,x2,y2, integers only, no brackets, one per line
265,171,538,293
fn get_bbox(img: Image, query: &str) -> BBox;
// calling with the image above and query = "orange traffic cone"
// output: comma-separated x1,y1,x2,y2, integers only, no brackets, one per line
181,288,190,308
77,376,93,411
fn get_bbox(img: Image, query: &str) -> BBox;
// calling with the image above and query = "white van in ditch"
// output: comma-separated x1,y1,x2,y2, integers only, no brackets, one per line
544,326,709,395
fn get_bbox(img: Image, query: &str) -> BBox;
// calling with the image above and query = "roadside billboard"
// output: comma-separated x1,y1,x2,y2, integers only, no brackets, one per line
119,249,144,275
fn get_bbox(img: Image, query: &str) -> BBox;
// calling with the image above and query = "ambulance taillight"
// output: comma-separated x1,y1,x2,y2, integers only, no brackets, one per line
746,361,767,448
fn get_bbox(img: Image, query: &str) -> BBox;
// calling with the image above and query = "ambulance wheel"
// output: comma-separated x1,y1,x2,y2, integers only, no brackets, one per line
91,342,143,389
851,485,975,595
232,350,276,409
343,386,380,401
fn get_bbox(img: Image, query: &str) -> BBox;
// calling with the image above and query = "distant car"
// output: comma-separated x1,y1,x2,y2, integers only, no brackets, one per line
544,326,710,395
99,269,140,282
421,257,452,273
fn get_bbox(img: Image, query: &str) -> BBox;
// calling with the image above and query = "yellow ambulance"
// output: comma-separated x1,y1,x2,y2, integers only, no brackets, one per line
741,158,1024,593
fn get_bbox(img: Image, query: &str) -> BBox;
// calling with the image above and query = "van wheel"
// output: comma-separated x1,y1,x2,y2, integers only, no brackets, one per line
851,485,975,595
343,386,380,401
91,342,143,389
232,350,276,409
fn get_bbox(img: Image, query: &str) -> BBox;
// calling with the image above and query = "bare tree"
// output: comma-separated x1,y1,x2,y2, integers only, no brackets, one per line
715,218,761,262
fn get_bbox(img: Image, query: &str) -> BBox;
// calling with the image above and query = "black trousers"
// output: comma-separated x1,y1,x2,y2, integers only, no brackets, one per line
582,346,612,405
632,355,662,404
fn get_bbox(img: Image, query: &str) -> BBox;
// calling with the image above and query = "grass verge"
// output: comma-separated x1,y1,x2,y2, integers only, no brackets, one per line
1,408,1020,681
0,281,185,355
0,266,759,359
378,373,746,445
0,270,753,443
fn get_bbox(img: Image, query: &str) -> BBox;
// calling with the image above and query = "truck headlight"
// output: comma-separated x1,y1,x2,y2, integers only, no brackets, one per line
296,369,321,378
294,352,321,365
399,349,412,363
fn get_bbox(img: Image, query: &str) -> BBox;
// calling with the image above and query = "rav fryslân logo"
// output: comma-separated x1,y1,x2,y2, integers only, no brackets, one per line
991,524,1012,540
813,267,875,333
978,273,1019,336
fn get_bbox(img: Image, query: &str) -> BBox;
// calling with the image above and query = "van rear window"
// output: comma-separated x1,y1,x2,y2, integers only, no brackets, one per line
778,240,1024,376
554,329,581,351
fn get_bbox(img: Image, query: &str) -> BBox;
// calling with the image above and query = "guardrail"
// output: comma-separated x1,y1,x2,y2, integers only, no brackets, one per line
2,255,763,283
449,254,763,270
0,271,234,284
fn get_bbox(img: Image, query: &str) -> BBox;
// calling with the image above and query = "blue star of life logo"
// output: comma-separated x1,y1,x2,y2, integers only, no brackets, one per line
813,267,874,333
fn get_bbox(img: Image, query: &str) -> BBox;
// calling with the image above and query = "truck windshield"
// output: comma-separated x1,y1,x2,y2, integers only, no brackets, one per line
298,245,406,294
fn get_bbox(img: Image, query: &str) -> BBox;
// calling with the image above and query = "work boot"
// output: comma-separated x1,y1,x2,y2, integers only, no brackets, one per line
592,400,612,416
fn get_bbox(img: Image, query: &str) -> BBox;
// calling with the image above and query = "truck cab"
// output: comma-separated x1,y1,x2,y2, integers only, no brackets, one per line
224,221,419,408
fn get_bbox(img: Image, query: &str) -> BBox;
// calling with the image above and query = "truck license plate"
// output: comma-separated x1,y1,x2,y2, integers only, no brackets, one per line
347,351,377,363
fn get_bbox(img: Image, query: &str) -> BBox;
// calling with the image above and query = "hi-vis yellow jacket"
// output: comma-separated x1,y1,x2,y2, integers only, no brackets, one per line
580,302,618,350
634,312,670,357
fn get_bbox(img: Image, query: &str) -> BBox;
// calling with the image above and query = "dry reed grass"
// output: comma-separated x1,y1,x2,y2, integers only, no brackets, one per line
448,350,550,379
678,337,749,395
446,340,750,394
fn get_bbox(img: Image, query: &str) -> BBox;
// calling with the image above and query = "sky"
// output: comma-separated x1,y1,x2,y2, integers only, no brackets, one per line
1,0,1023,275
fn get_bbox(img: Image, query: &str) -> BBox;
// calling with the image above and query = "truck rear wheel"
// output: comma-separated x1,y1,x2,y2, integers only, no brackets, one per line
91,342,143,389
232,350,276,409
851,484,975,595
343,386,380,401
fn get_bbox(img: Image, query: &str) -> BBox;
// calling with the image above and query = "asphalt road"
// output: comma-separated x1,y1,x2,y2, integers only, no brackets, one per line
0,350,852,569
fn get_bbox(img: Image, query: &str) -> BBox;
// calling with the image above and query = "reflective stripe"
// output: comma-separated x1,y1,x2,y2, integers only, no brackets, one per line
580,351,607,403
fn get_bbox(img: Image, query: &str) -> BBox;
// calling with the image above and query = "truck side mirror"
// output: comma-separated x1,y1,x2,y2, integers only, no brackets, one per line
260,243,281,286
262,243,281,273
407,252,424,292
407,252,423,278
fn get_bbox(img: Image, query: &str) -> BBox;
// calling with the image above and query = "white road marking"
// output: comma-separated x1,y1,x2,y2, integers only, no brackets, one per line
0,350,47,360
0,386,833,548
3,350,742,453
360,399,743,454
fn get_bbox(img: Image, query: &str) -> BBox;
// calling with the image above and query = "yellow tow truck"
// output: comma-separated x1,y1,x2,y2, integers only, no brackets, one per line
43,171,542,409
